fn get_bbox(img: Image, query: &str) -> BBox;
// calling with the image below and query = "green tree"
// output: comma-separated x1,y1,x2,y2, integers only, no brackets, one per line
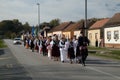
0,19,31,38
11,33,16,39
40,22,50,29
5,31,12,38
23,22,31,32
13,19,23,33
49,18,60,28
0,20,14,32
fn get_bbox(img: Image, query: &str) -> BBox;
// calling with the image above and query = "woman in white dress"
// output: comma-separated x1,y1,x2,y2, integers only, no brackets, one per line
46,36,52,59
59,37,69,63
73,36,78,63
38,36,43,54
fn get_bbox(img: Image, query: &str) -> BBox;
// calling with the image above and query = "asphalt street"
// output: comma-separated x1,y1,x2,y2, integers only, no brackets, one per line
3,39,120,80
0,48,32,80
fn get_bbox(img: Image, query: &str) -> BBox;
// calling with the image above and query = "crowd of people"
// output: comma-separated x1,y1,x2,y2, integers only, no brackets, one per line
23,31,89,66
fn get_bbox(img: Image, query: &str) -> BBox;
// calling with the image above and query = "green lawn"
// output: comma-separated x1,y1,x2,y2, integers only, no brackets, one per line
0,39,7,48
88,46,107,50
88,46,120,60
110,50,120,56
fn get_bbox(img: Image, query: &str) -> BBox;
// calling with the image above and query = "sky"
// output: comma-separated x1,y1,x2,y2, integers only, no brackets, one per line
0,0,120,26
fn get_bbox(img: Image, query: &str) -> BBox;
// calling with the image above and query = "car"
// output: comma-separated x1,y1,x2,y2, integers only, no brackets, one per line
13,38,22,45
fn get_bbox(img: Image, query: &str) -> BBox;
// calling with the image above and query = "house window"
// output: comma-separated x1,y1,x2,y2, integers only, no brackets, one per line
89,33,92,40
107,31,111,41
114,30,119,41
95,33,98,40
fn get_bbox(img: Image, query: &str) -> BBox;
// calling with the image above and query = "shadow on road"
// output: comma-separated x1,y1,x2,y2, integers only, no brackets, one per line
0,48,32,80
86,59,120,67
0,65,32,80
0,49,5,56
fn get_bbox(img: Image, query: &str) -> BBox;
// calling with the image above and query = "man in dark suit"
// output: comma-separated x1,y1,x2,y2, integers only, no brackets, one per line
78,31,89,66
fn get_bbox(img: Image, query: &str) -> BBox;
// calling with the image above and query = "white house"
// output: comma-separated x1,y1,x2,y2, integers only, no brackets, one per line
104,26,120,48
104,13,120,48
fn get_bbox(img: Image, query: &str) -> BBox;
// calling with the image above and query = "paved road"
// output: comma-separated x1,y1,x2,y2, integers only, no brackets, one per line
0,48,32,80
4,39,120,80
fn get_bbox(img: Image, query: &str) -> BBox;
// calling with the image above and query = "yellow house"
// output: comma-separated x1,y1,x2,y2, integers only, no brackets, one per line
88,18,109,47
74,30,81,39
74,20,96,39
73,21,84,39
63,22,81,39
47,32,53,37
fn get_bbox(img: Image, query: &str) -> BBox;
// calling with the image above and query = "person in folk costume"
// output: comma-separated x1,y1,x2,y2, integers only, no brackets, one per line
51,35,60,61
42,37,47,56
34,37,39,52
68,38,75,64
25,37,29,49
46,36,52,59
59,36,68,63
38,36,43,54
28,36,31,48
76,43,81,63
30,37,35,52
64,38,70,62
23,37,27,47
78,31,89,66
72,36,78,63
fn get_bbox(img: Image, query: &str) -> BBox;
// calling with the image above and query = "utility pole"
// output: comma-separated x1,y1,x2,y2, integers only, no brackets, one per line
84,0,87,36
37,3,40,33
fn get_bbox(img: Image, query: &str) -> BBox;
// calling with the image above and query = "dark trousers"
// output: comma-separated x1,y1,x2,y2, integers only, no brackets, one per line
42,47,47,56
80,48,88,66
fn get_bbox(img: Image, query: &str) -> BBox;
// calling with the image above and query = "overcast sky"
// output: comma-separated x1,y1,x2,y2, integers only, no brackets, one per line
0,0,120,26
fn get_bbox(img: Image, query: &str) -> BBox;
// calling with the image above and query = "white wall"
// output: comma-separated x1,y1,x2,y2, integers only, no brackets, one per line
104,26,120,44
74,30,80,39
47,33,53,37
53,31,62,39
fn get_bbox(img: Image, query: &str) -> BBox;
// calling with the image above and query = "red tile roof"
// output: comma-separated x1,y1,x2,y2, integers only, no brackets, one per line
90,18,109,29
75,20,96,30
104,13,120,27
49,21,72,32
63,22,81,32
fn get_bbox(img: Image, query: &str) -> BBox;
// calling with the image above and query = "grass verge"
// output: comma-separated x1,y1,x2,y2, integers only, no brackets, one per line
88,46,120,60
0,39,7,48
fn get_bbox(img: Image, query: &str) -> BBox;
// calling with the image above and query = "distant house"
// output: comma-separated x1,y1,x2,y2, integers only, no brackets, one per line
43,26,50,37
47,21,72,38
62,22,81,39
47,32,53,37
74,20,95,39
73,21,84,39
104,13,120,48
88,18,109,47
74,30,81,39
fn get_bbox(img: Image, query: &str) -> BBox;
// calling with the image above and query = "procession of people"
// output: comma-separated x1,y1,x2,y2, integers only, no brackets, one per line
23,31,89,66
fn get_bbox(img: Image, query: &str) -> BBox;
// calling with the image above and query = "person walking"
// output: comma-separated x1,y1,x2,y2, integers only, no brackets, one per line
25,38,29,49
78,31,89,66
73,36,78,63
30,37,35,52
34,37,39,52
46,36,52,59
59,37,67,63
51,35,60,61
68,38,75,64
42,37,47,56
38,36,43,54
